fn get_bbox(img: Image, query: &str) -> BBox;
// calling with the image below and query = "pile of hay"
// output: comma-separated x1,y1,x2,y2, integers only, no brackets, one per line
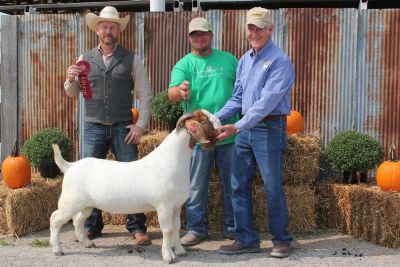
138,130,169,159
205,172,317,233
284,133,320,186
0,174,62,237
316,181,400,248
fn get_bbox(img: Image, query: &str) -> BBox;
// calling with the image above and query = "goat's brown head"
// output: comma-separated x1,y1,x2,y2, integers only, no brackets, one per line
176,109,221,149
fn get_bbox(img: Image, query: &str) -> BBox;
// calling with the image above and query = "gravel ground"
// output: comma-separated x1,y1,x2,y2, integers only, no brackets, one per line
0,223,399,267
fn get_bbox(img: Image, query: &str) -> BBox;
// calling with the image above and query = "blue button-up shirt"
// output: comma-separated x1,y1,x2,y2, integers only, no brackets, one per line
216,39,295,131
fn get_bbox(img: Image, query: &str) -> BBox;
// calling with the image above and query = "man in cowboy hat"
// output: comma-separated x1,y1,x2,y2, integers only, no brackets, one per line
64,6,153,246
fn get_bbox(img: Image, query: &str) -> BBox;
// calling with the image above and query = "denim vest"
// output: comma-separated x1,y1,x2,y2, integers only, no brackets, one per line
82,45,134,124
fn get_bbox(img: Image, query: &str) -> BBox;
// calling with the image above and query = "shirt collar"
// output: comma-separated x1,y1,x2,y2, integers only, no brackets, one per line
250,39,273,58
97,44,119,56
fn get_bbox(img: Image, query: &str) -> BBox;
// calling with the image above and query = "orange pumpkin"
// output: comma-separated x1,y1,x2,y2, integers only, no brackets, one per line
2,140,31,189
376,145,400,192
131,108,139,124
286,110,304,135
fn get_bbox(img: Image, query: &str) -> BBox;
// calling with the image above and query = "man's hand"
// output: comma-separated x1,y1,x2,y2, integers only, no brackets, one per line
66,65,81,82
179,80,190,100
216,124,240,141
125,124,144,144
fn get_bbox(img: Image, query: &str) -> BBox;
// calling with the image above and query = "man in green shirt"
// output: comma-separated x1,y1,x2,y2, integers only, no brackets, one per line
169,17,239,245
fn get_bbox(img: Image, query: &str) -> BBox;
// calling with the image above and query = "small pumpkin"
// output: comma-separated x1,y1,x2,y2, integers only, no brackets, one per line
131,108,139,124
1,140,31,189
376,145,400,192
286,110,304,135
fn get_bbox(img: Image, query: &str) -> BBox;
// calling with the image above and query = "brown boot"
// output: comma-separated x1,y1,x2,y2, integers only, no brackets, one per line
270,243,291,258
180,233,209,246
218,240,260,255
132,232,152,246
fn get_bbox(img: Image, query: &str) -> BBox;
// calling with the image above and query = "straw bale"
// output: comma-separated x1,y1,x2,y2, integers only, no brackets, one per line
284,133,320,186
102,212,160,229
316,181,400,248
252,175,317,233
0,174,62,237
138,130,169,159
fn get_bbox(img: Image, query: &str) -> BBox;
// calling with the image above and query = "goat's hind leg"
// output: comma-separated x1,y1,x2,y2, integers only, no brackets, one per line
50,208,76,256
157,209,176,263
73,208,95,248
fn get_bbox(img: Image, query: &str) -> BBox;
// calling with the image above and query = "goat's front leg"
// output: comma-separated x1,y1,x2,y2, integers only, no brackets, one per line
157,209,176,263
172,206,185,256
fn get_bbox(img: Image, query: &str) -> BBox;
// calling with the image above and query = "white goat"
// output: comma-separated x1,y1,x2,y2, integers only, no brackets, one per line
49,110,221,263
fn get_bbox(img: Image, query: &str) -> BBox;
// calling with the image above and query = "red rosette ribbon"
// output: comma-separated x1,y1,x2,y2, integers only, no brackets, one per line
77,60,92,99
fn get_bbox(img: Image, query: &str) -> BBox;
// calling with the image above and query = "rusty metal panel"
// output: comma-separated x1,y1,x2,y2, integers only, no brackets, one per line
17,14,80,160
285,8,359,149
143,11,205,131
3,8,400,165
361,9,400,156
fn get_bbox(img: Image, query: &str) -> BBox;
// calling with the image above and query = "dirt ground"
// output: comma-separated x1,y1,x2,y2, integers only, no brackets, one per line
0,223,399,267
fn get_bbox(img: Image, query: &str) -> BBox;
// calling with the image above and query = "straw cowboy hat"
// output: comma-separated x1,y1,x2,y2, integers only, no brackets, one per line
86,6,130,32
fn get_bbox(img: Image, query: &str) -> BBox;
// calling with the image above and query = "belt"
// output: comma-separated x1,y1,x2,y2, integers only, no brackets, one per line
261,115,287,122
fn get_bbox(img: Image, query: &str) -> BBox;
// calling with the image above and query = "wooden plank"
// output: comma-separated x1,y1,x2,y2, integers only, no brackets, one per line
1,15,18,177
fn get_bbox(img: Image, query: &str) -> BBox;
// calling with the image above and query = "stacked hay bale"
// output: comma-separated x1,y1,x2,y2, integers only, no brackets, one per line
207,133,320,233
316,182,400,248
0,175,62,236
103,131,321,234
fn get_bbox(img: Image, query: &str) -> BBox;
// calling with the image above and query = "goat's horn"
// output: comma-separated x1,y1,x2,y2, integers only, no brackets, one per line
176,112,195,130
200,109,222,130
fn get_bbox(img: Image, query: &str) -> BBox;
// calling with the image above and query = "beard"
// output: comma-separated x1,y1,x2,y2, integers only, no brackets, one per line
101,35,117,45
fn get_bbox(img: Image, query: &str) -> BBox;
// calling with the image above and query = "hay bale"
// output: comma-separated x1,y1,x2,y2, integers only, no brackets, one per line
251,175,317,233
284,133,320,186
0,174,62,237
138,130,169,159
316,181,400,248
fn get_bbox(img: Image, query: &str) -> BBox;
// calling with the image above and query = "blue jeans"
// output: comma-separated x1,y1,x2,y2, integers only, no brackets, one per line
186,143,235,237
232,119,292,247
83,122,147,234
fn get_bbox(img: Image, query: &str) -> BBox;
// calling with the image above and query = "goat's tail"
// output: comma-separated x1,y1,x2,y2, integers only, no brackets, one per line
52,144,72,173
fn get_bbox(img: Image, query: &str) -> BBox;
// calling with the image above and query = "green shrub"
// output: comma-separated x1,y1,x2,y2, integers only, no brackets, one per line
151,90,183,130
324,130,384,172
22,128,72,169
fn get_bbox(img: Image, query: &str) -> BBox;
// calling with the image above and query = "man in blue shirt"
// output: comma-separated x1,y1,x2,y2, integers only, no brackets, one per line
216,7,294,258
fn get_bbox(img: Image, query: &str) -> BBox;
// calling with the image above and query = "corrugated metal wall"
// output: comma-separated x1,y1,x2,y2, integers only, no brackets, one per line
2,8,400,162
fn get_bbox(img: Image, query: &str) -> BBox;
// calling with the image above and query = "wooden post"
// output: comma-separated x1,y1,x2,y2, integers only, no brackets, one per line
1,15,18,179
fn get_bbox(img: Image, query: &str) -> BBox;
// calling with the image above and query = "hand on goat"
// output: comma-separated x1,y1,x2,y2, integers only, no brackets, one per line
216,124,239,141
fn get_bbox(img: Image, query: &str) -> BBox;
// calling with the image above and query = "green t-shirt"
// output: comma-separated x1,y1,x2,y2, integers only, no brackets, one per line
169,49,239,145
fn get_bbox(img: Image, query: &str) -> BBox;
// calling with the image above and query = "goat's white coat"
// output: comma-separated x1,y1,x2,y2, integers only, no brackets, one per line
49,128,195,263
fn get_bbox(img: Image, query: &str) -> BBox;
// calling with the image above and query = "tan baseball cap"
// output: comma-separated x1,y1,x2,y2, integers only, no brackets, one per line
246,7,273,29
188,17,212,34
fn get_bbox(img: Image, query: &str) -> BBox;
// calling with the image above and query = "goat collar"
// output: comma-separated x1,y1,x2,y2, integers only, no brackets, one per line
200,109,222,130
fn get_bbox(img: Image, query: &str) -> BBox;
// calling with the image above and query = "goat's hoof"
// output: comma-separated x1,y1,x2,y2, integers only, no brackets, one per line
162,252,177,264
53,251,64,256
163,257,176,264
174,246,186,256
83,242,96,248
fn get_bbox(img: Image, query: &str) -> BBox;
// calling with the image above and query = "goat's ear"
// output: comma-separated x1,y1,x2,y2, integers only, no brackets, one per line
176,112,195,129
